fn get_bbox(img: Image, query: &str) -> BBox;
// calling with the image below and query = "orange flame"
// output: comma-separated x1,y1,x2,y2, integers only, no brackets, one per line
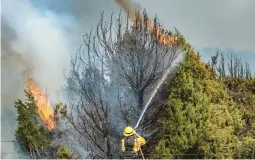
26,77,55,131
115,0,176,46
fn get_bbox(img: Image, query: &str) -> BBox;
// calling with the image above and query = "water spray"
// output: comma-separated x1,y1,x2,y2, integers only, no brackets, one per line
134,54,183,129
114,0,182,129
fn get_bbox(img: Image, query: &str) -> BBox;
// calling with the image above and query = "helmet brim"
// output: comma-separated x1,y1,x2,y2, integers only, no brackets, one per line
123,130,134,137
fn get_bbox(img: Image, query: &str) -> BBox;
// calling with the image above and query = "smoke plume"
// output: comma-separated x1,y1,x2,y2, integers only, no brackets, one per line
2,0,75,105
1,0,119,158
1,0,74,158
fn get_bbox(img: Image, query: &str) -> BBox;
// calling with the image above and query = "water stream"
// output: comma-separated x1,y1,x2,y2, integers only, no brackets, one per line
134,54,183,129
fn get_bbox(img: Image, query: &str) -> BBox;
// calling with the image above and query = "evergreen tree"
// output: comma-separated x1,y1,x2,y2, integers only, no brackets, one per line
153,46,247,159
15,89,52,158
214,53,255,158
15,89,74,159
222,74,255,158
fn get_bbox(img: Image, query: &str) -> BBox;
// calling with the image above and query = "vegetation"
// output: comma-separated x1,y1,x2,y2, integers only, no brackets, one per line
56,146,74,159
15,90,52,158
13,9,255,159
14,89,74,159
152,44,255,159
62,12,255,159
64,11,183,158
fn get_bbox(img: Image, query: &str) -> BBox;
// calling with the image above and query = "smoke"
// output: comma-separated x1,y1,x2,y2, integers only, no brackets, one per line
1,0,120,158
1,0,121,104
132,0,255,52
1,0,76,158
1,0,77,104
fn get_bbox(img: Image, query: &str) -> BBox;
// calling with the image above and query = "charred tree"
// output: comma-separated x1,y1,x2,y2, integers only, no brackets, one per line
65,10,184,158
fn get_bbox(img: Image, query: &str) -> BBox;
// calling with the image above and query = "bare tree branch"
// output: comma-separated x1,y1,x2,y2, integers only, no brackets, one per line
64,10,183,158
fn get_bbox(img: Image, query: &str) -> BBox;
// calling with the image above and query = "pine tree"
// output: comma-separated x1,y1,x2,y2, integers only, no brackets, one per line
214,53,255,158
153,47,245,159
15,89,52,158
15,89,75,159
222,75,255,158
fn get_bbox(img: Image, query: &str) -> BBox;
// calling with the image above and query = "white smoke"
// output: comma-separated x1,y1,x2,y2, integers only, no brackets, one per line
1,0,121,158
1,0,77,104
1,0,79,158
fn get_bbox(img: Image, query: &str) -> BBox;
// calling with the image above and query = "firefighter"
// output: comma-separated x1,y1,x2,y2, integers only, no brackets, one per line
122,126,146,159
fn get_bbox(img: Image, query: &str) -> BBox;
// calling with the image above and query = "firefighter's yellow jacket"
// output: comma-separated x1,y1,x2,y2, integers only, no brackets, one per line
121,132,146,153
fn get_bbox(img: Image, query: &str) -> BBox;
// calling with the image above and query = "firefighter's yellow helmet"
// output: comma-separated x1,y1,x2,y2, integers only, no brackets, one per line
123,126,134,137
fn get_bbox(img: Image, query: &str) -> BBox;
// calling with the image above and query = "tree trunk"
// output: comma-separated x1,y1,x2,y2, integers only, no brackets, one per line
106,136,112,158
137,91,145,135
137,91,144,111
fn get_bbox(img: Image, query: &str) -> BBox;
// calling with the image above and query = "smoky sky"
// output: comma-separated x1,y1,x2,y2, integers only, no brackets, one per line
133,0,255,52
2,0,255,102
30,0,121,30
1,0,118,158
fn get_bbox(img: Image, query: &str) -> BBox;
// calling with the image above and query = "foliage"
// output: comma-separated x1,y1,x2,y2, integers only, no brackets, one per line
56,146,74,159
54,103,68,123
235,136,255,159
152,46,255,159
15,89,74,159
215,53,255,158
15,89,53,158
13,7,255,159
65,10,183,158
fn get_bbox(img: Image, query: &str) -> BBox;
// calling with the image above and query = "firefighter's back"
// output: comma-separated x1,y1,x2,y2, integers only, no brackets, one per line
122,136,137,159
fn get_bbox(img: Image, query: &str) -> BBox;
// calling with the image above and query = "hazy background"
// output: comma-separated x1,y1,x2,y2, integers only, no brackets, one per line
1,0,255,158
133,0,255,70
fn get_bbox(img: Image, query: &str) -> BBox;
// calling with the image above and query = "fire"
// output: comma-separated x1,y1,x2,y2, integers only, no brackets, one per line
115,0,176,46
26,77,55,131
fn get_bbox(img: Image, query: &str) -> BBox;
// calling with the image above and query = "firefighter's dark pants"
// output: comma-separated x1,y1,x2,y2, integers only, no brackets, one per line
122,150,139,159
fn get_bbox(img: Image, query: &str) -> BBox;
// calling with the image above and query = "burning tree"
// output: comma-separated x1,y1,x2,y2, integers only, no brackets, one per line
14,78,75,159
65,9,184,158
25,77,55,131
14,89,55,158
